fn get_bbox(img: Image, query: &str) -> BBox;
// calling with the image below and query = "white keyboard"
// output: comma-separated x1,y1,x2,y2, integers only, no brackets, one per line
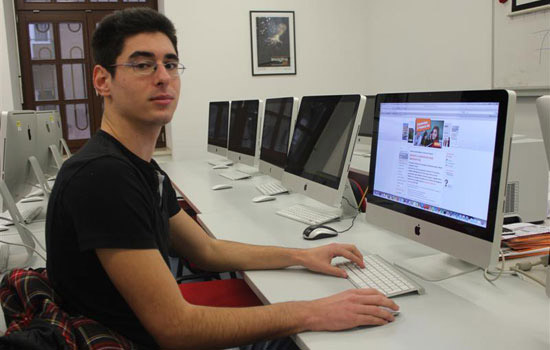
256,182,288,196
0,206,43,226
207,159,233,166
276,204,340,225
338,254,424,297
219,169,251,181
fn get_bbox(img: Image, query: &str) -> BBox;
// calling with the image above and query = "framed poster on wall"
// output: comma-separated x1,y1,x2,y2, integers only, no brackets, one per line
250,11,296,76
512,0,550,12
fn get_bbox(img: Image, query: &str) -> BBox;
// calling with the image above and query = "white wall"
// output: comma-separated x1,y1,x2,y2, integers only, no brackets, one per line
361,0,493,93
0,0,22,111
164,0,375,160
164,0,499,160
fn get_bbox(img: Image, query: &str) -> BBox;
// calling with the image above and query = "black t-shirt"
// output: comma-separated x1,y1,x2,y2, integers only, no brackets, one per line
45,130,181,348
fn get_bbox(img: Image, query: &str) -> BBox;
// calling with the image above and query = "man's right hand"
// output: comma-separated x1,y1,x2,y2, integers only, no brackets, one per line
302,288,399,331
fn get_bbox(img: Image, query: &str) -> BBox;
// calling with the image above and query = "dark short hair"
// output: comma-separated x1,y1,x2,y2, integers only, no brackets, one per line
92,8,178,77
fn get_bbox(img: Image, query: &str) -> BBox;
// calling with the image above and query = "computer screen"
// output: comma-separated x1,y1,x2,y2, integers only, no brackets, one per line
0,111,37,211
366,90,516,280
258,97,298,180
227,99,262,167
282,95,365,207
207,101,230,156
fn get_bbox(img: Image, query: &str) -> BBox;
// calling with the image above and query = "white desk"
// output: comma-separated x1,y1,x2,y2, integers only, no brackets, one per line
161,159,550,350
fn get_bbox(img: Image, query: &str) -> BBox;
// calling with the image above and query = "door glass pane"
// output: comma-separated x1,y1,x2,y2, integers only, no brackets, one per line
65,103,91,140
62,64,87,100
32,64,59,101
36,104,60,112
25,0,51,2
56,0,85,2
59,22,84,59
90,0,118,2
29,23,55,60
123,0,146,2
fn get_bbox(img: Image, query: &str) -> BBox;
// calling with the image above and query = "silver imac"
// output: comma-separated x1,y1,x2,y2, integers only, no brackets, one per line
355,95,375,153
0,111,37,211
207,101,230,157
258,97,299,180
536,95,549,166
227,99,263,168
35,110,64,177
366,90,516,281
0,111,41,266
282,95,366,208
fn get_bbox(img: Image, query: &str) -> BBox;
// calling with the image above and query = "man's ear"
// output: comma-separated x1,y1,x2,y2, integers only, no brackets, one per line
93,65,111,97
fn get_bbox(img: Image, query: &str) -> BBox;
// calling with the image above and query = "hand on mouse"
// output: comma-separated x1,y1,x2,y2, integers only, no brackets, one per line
298,243,365,278
301,288,399,330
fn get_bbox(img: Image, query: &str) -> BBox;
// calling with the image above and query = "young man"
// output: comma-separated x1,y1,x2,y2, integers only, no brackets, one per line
45,8,398,350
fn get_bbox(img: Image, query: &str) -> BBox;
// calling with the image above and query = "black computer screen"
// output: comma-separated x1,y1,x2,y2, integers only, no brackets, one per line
358,95,376,136
285,95,361,189
260,97,294,168
208,101,229,148
228,100,259,156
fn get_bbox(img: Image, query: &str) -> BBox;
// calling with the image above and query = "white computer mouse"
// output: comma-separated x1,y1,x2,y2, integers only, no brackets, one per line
302,225,338,240
211,184,233,191
212,165,229,170
379,306,400,317
252,195,276,203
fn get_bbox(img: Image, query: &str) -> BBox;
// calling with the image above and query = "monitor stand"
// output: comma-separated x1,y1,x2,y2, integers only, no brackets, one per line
395,253,479,282
28,156,52,198
0,181,40,268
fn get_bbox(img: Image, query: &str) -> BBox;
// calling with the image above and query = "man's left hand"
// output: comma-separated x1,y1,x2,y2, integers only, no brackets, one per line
299,243,365,278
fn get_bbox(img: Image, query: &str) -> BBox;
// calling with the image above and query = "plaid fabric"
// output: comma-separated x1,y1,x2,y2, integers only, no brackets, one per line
0,268,139,350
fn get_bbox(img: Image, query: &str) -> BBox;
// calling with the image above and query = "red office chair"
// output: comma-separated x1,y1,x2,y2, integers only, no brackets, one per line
178,278,262,307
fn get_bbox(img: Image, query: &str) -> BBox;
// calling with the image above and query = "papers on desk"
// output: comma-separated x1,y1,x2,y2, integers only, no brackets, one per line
501,223,550,259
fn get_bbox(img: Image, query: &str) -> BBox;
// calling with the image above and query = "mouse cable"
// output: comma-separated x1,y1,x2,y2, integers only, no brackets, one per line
483,253,548,287
0,239,47,263
337,214,358,234
509,265,546,287
483,249,507,282
337,186,370,234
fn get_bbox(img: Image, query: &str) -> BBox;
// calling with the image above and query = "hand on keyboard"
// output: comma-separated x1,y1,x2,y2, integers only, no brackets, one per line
299,243,365,278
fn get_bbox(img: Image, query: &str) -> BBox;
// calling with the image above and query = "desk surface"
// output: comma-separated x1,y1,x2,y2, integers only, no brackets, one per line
161,158,550,350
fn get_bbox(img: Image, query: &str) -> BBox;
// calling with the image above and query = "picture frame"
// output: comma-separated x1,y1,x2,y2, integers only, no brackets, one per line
250,11,296,76
511,0,550,12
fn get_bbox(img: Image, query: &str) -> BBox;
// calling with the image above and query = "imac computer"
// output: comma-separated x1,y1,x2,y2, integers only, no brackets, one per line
207,101,232,166
35,110,64,177
258,97,299,180
536,95,550,166
0,111,43,267
280,95,366,216
366,90,516,281
354,95,375,156
224,99,263,176
0,111,38,211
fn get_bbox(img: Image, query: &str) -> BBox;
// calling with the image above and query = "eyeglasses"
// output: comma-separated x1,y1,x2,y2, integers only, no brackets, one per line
110,60,186,77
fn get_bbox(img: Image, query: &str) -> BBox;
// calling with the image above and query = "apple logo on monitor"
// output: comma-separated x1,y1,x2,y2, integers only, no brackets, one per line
414,224,421,236
304,184,308,191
